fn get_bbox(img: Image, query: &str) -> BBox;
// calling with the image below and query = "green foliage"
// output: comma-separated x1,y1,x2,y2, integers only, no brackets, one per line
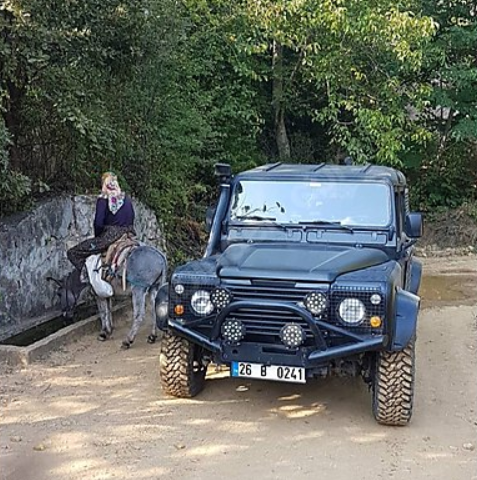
215,0,436,165
406,141,477,211
1,0,477,254
401,1,477,210
421,0,477,144
0,120,31,216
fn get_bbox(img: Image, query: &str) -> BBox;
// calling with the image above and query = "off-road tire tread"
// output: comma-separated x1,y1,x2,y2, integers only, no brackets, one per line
373,339,415,426
159,331,206,398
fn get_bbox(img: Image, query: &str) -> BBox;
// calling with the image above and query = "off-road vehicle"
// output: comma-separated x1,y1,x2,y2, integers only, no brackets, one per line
157,162,423,425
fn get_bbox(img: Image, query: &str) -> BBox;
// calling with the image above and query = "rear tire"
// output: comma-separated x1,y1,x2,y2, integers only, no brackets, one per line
372,338,415,426
159,330,207,397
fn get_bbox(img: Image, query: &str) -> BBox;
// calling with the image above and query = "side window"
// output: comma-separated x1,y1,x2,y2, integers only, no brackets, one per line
404,188,410,216
395,191,406,238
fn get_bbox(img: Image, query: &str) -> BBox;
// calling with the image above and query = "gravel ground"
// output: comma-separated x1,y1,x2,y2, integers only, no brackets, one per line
1,257,476,480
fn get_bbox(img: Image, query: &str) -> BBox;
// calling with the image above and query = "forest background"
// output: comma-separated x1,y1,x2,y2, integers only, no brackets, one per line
1,0,476,262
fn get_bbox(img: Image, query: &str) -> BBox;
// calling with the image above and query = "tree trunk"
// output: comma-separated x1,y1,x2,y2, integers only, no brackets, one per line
436,107,454,163
1,9,23,170
2,81,23,170
272,41,290,159
275,106,290,159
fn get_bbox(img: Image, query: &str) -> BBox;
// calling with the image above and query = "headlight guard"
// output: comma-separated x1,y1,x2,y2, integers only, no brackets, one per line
191,290,214,316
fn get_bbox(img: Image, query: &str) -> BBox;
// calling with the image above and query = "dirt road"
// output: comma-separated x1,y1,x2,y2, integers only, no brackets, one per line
1,257,476,480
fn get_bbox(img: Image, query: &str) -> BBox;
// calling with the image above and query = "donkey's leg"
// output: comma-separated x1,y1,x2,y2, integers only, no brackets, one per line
122,286,147,349
96,296,113,341
147,285,160,344
105,297,113,334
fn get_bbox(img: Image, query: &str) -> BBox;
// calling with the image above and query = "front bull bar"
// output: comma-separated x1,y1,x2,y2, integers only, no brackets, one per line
167,300,385,367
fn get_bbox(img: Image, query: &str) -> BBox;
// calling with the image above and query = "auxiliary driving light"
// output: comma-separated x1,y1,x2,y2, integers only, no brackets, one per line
211,288,232,310
280,323,306,349
174,284,185,295
221,319,246,344
304,292,327,315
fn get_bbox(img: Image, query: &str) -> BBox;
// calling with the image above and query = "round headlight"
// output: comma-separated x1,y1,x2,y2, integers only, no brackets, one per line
339,298,366,325
304,292,327,315
175,284,185,295
191,290,214,315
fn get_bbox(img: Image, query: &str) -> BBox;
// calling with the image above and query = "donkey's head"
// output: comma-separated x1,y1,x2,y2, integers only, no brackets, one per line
47,270,88,321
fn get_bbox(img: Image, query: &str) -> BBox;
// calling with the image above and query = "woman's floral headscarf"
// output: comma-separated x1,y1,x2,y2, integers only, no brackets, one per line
100,172,125,214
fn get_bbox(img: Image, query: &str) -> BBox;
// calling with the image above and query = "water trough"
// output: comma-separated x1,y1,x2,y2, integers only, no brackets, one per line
0,302,129,366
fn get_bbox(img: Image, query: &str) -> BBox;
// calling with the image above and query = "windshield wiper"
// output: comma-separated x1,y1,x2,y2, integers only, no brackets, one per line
298,220,354,232
235,215,277,221
232,215,287,230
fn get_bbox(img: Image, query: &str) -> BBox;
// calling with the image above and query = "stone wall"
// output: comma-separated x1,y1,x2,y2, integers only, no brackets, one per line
0,196,165,340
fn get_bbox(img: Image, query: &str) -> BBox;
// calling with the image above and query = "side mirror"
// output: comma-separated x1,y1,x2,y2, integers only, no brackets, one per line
205,206,216,233
405,213,423,238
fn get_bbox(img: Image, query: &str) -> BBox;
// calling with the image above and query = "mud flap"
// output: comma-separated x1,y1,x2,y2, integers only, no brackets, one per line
392,288,420,351
155,283,169,331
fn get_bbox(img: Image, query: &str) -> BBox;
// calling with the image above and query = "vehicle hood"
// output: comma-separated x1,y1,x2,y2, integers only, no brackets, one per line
217,243,389,282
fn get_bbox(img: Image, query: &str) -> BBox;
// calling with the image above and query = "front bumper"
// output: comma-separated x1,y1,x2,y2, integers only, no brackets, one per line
167,300,385,368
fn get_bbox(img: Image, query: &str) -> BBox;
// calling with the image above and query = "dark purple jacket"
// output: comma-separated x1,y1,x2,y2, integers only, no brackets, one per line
94,196,135,237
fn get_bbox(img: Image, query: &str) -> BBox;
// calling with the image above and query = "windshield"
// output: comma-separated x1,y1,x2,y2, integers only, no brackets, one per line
229,180,392,227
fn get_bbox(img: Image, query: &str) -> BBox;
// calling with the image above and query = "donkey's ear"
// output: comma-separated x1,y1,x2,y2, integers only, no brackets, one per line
47,276,63,287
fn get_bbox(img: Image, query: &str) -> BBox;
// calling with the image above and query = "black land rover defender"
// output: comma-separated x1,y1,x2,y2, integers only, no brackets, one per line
157,162,423,426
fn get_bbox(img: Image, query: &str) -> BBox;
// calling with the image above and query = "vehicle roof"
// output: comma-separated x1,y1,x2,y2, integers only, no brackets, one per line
236,162,407,187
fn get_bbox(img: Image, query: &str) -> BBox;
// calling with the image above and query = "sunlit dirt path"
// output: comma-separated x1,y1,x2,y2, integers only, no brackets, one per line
1,257,476,480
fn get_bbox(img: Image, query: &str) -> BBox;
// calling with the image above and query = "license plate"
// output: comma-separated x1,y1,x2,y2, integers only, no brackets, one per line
231,362,306,384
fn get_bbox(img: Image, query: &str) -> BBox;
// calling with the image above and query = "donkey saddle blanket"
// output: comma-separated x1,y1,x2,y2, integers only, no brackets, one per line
102,233,139,283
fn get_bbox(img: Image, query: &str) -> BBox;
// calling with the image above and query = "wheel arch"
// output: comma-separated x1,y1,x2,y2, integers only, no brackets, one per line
391,288,420,351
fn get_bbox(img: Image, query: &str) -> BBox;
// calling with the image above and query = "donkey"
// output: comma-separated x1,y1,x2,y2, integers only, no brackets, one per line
49,245,167,349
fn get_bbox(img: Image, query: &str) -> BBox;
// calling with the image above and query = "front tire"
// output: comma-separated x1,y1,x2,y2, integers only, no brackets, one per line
372,338,415,426
159,331,207,397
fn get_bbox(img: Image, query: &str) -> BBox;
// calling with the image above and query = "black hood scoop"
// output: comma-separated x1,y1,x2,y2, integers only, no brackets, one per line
217,243,389,282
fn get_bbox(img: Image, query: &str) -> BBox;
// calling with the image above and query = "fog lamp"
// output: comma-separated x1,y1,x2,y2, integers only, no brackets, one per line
221,319,246,344
174,304,185,316
280,323,306,349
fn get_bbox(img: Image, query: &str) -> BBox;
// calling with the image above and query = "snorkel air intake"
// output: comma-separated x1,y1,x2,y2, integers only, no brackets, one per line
204,163,232,258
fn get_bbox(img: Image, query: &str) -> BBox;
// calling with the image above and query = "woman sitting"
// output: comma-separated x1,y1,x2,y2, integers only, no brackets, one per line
67,172,135,272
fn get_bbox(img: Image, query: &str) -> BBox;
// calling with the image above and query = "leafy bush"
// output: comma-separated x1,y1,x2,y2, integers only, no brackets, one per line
0,122,31,217
406,141,477,212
